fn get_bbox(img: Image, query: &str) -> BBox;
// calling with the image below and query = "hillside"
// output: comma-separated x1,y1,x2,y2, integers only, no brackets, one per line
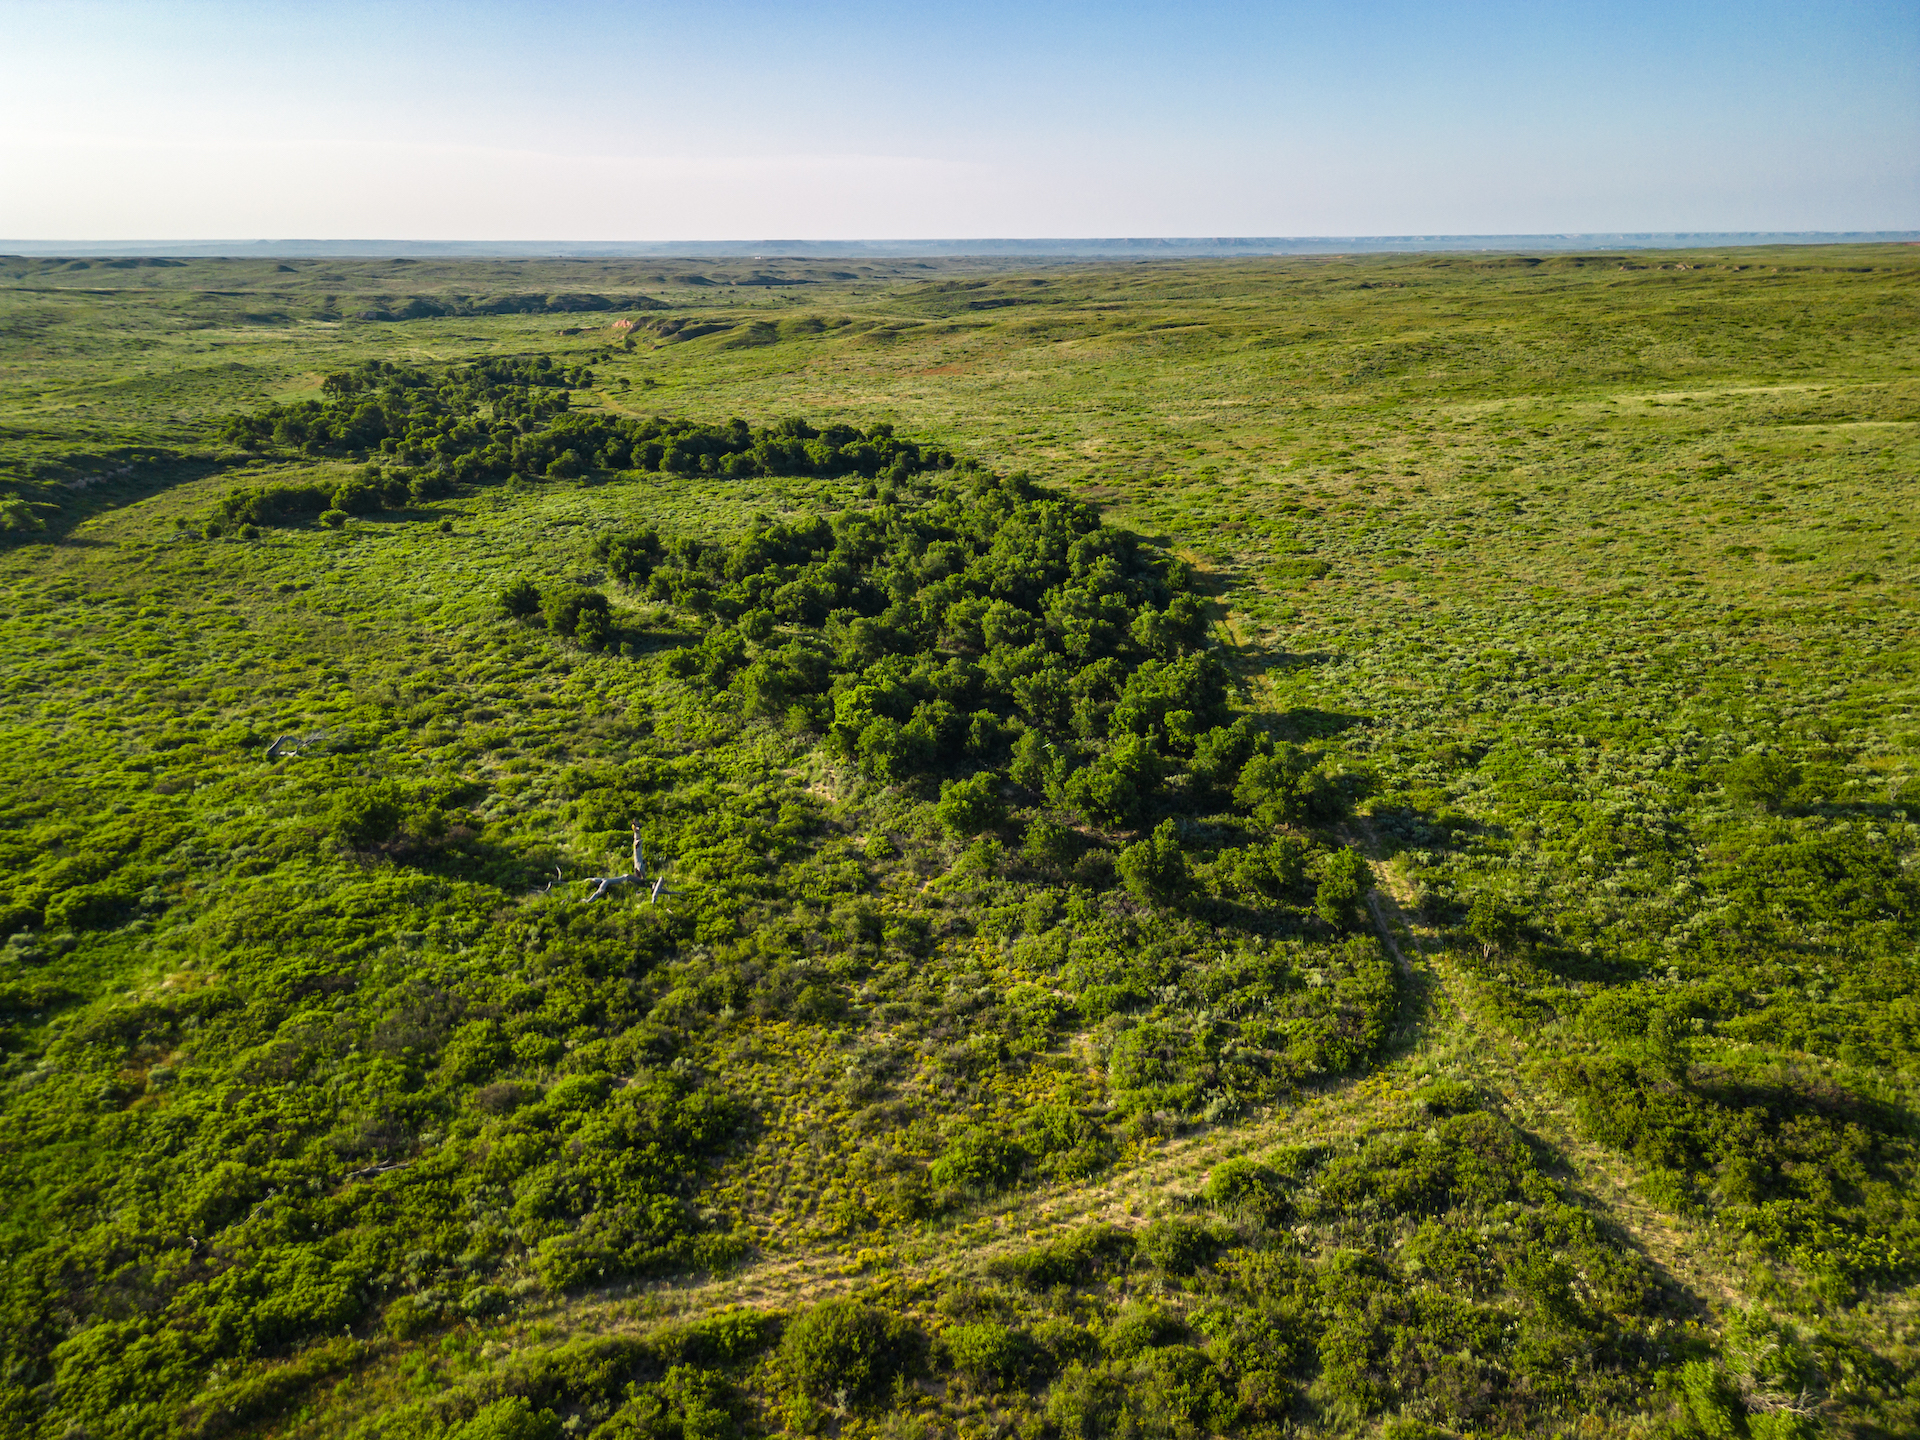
1,246,1916,1440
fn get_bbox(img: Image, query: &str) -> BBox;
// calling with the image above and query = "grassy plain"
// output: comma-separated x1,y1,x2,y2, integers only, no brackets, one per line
1,245,1916,1439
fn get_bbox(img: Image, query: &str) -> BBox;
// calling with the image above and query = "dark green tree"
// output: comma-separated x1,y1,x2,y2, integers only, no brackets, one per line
937,772,1006,839
1117,819,1189,906
779,1298,918,1410
499,577,542,619
1723,752,1801,811
1314,847,1373,931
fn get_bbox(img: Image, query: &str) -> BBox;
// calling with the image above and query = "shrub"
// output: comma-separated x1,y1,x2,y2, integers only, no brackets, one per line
1021,814,1077,871
678,1308,779,1366
1724,752,1800,810
936,772,1006,839
778,1298,918,1409
500,577,542,619
459,1284,510,1319
929,1128,1025,1191
1314,847,1373,930
575,604,615,651
330,479,383,515
379,1294,439,1339
793,983,845,1023
1117,820,1189,906
542,586,611,638
1103,1304,1181,1359
319,508,348,528
1131,1345,1235,1433
1217,836,1306,900
1202,1158,1290,1224
411,470,457,502
990,1224,1136,1289
1678,1359,1743,1439
0,495,46,533
1139,1218,1220,1275
1234,745,1336,825
598,1366,737,1440
450,1397,563,1440
330,782,406,848
942,1322,1029,1387
211,482,332,527
1412,1079,1480,1116
44,882,134,932
953,835,1003,880
1046,1363,1126,1440
1064,734,1160,828
1190,716,1264,795
1465,891,1524,955
443,1019,512,1083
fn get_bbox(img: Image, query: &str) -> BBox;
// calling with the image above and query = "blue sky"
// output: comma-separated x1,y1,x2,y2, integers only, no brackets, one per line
3,0,1914,238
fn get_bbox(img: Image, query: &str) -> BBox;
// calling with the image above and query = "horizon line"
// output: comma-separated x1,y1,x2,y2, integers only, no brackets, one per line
4,231,1916,261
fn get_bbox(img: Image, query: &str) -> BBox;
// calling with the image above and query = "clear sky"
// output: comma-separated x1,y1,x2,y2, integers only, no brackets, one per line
3,0,1915,239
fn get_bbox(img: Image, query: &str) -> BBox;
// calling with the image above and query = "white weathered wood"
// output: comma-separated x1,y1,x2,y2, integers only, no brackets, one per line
264,730,328,759
579,824,673,903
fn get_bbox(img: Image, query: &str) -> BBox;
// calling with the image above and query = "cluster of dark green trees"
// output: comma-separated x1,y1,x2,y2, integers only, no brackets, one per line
215,359,954,489
572,469,1346,858
351,293,653,323
196,462,453,537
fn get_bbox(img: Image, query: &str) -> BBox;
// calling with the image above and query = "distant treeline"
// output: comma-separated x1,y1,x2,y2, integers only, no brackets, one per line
350,293,666,322
214,359,951,496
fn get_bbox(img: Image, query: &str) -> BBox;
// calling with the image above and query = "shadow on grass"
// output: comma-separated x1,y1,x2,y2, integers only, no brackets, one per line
1271,705,1367,740
2,452,237,546
1691,1065,1916,1137
1231,647,1337,681
1365,800,1503,855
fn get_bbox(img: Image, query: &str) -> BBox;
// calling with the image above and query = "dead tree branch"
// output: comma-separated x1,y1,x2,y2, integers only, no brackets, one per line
578,824,676,903
264,730,328,760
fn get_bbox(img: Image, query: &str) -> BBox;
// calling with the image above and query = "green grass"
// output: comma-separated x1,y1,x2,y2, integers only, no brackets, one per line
0,244,1915,1440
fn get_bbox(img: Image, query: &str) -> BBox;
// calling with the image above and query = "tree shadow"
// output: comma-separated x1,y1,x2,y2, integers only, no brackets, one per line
4,453,235,546
387,827,543,889
1365,801,1505,856
1269,706,1367,741
1523,939,1642,988
1788,799,1915,824
1690,1065,1914,1137
1228,647,1336,681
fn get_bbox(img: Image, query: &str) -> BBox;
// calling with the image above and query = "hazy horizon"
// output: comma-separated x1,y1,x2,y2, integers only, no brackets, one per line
4,0,1914,240
5,231,1916,260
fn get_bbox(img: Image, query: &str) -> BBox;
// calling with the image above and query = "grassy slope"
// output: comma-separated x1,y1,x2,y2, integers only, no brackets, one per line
1,246,1916,1438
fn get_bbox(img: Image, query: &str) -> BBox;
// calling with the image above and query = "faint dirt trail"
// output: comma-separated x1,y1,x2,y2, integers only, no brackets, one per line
305,817,1749,1434
559,814,1744,1336
553,1061,1421,1338
285,1067,1427,1436
1348,815,1747,1313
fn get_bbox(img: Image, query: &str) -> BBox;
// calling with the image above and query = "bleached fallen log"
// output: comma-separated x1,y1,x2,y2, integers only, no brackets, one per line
264,730,328,759
345,1160,413,1182
580,824,675,903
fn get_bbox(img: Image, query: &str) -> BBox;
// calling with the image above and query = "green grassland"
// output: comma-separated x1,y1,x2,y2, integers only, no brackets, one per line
0,245,1916,1440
